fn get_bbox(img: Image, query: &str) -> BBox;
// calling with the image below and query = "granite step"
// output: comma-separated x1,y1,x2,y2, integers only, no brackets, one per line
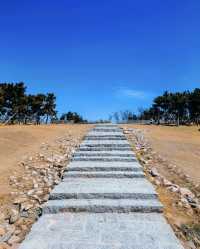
66,161,142,172
82,140,130,147
73,151,135,157
43,198,163,214
63,171,145,178
72,157,136,162
92,128,122,132
87,132,124,136
78,146,132,151
50,178,158,200
95,124,119,127
87,135,125,138
19,213,184,249
85,137,127,140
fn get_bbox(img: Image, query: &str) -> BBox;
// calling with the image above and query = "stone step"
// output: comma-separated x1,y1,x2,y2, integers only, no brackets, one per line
82,140,130,147
87,135,125,138
72,157,136,162
88,132,124,136
73,151,135,157
85,137,127,140
63,171,145,178
43,199,163,214
95,124,119,127
81,145,131,148
92,128,122,132
66,161,143,172
79,146,132,151
50,178,158,200
19,213,184,249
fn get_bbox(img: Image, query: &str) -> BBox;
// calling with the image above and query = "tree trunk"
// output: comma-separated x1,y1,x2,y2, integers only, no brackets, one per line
45,115,49,124
177,113,180,126
36,115,40,125
4,113,17,125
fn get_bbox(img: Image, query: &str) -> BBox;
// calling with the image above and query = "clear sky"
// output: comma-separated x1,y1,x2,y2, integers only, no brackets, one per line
1,1,200,120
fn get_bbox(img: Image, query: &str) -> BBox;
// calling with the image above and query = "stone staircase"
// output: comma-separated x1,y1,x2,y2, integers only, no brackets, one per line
19,124,184,249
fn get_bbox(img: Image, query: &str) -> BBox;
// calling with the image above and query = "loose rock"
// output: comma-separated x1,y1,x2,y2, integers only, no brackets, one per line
179,188,195,199
9,210,19,224
150,168,159,177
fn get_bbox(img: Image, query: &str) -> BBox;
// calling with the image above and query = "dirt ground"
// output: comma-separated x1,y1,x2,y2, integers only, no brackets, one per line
123,124,200,248
0,124,91,205
0,123,199,248
127,124,200,186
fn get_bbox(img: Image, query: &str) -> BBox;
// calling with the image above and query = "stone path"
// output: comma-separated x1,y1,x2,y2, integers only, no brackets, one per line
19,124,184,249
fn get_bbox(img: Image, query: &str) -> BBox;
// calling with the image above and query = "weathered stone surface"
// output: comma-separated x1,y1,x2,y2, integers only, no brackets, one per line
74,151,135,157
79,146,132,151
66,161,142,172
72,156,137,162
19,213,183,249
92,128,122,132
82,140,130,147
50,178,158,200
87,132,125,136
85,136,127,140
43,199,163,214
63,171,145,178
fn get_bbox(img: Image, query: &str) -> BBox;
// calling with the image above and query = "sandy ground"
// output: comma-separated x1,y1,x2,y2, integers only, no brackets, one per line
123,125,200,248
126,124,200,186
0,124,91,205
0,123,199,248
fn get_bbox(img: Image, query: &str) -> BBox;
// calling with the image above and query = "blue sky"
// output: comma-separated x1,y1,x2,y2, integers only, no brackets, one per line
1,0,200,120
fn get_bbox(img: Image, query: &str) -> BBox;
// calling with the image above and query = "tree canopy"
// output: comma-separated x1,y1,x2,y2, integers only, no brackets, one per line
0,83,57,124
60,111,87,123
0,83,88,125
138,89,200,126
111,89,200,126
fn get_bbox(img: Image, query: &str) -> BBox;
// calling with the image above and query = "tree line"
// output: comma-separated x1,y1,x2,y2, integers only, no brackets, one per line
60,111,87,123
139,89,200,126
111,88,200,126
0,83,86,124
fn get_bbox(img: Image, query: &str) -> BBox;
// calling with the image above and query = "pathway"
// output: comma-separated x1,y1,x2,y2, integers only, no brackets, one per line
19,124,184,249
